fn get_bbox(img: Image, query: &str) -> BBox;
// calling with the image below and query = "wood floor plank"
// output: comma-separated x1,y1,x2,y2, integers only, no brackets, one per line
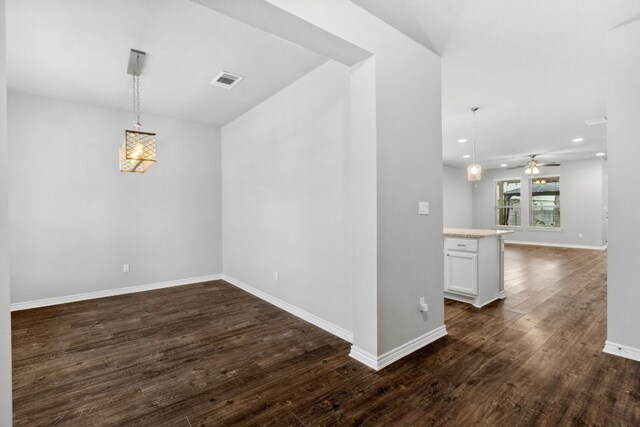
11,245,640,425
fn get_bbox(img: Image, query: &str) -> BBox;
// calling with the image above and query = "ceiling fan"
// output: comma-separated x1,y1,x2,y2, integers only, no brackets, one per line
507,154,561,175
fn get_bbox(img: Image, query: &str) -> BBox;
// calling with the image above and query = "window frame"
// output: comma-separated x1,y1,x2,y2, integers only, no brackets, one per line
494,178,523,229
529,175,561,230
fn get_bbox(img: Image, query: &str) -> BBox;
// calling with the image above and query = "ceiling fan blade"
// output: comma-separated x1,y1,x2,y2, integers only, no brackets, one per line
507,165,526,170
538,163,561,167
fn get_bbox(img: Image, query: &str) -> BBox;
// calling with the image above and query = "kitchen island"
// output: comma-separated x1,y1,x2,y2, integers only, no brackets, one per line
443,228,514,308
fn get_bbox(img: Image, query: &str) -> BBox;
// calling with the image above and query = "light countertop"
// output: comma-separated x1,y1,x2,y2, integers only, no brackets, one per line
443,228,515,239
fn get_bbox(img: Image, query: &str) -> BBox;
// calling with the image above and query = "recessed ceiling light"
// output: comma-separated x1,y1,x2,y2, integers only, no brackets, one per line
458,139,467,143
463,154,471,158
500,164,508,167
572,138,584,143
596,152,606,156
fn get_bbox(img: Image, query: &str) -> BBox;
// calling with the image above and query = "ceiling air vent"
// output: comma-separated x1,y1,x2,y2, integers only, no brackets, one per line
211,71,244,89
585,117,607,126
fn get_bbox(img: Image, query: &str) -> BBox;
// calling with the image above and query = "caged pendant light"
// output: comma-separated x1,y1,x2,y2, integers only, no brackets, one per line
467,107,482,181
120,49,157,173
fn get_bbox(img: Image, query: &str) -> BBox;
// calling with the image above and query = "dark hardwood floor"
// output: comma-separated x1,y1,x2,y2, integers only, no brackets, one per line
11,245,640,426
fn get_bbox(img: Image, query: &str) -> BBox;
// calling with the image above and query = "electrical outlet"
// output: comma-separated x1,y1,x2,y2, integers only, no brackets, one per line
419,297,428,313
578,233,583,239
274,271,279,281
123,264,130,273
418,202,429,215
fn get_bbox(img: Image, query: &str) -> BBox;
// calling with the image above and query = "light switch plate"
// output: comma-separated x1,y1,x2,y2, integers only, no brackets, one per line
418,202,429,215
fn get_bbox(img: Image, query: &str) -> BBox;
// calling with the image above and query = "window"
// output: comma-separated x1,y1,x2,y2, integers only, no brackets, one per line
496,179,521,227
530,176,560,228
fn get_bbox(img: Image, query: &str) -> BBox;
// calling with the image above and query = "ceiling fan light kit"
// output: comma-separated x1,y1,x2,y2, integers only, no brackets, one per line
525,166,540,175
467,107,482,181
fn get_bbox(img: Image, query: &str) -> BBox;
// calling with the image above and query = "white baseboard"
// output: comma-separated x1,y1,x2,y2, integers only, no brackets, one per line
222,275,353,343
13,273,354,344
603,340,640,363
349,325,447,370
505,240,607,250
10,274,224,311
349,346,379,369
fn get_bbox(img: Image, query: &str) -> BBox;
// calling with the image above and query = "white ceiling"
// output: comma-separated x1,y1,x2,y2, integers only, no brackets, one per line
6,0,328,127
354,0,640,169
352,0,468,56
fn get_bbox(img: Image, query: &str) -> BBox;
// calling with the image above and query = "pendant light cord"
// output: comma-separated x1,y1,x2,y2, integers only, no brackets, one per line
133,55,141,129
472,107,479,165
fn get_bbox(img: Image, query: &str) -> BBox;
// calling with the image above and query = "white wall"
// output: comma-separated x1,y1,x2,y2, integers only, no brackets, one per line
443,166,473,228
8,92,223,304
348,58,378,355
0,0,12,421
607,18,640,355
222,60,353,334
262,0,445,357
471,159,607,247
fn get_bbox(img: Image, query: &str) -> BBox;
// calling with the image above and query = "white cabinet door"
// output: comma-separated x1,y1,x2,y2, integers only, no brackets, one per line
444,250,478,296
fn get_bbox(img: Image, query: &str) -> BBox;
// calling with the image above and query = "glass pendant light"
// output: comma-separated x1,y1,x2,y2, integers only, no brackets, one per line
467,107,482,181
120,50,157,173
